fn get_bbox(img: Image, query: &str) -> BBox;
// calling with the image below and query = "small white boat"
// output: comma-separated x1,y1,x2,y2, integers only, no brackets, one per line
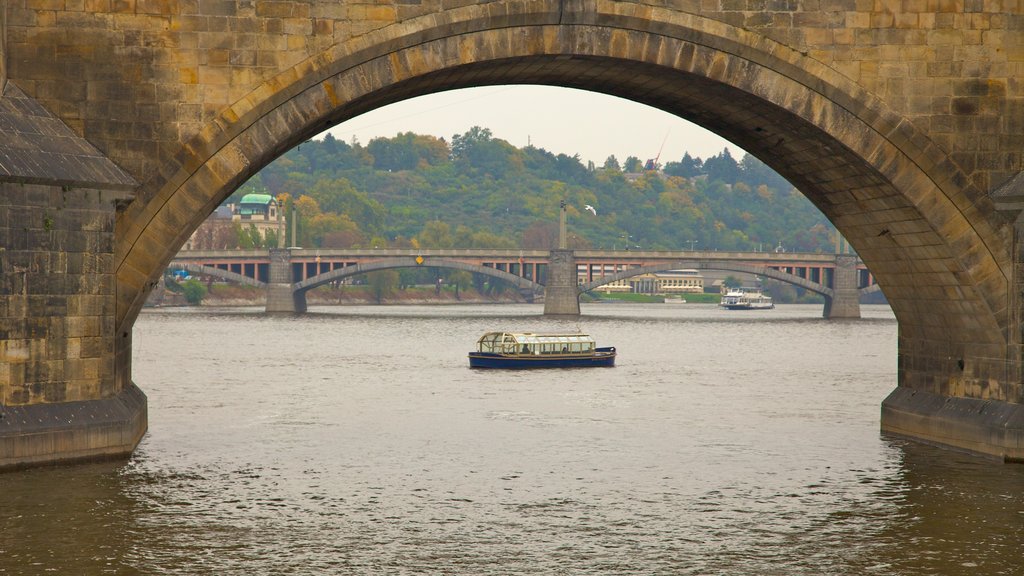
719,287,774,310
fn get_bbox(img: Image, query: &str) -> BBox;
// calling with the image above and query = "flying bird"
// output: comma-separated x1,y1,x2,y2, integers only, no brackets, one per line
584,204,597,216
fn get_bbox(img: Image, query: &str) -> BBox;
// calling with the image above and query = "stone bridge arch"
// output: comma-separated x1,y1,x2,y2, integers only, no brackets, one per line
95,2,1019,457
579,261,834,298
117,5,1009,346
293,258,543,300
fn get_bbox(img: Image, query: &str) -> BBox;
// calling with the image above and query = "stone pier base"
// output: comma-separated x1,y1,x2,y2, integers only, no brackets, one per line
542,249,580,316
265,283,306,313
823,254,861,318
0,384,148,471
881,386,1024,461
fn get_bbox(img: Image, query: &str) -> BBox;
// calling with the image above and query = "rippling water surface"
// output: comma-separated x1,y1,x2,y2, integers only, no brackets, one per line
2,303,1024,575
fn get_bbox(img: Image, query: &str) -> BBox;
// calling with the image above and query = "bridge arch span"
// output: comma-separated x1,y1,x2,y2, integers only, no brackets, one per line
115,3,1011,405
293,258,543,297
579,261,833,298
168,263,266,289
859,283,884,298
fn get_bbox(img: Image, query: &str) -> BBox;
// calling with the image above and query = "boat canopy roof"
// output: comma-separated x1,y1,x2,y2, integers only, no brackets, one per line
476,332,595,347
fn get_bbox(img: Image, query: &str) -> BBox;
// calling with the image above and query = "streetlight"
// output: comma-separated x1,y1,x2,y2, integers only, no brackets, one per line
686,240,698,251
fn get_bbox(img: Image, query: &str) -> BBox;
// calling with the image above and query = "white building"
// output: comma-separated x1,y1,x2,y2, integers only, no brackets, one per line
583,269,705,295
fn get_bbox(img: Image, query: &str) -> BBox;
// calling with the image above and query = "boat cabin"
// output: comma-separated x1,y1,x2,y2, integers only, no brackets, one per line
475,332,597,356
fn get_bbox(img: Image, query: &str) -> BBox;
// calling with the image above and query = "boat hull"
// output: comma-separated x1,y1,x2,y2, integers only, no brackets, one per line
469,348,616,369
720,303,774,310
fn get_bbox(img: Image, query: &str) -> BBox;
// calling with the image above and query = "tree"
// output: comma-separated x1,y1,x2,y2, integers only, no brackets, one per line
308,212,363,248
520,221,559,249
320,214,364,248
450,126,522,179
739,153,790,191
367,132,449,171
292,195,321,247
448,270,472,299
450,126,493,159
236,224,264,249
624,156,644,172
703,148,740,185
663,152,703,178
190,219,238,250
368,270,399,303
308,178,384,232
602,155,621,171
321,132,338,154
418,220,454,248
181,278,207,305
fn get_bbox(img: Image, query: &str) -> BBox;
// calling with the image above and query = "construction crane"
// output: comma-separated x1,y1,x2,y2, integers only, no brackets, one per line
644,130,670,172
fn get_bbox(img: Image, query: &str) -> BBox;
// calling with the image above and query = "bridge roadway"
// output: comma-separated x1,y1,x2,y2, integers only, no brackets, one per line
169,248,874,317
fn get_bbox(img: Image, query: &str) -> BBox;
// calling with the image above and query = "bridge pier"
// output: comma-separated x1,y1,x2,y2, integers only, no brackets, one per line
265,249,306,313
823,254,861,319
542,249,580,316
879,198,1024,461
0,87,147,469
0,180,149,470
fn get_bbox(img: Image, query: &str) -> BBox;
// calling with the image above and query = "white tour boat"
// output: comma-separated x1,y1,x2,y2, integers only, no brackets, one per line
719,287,774,310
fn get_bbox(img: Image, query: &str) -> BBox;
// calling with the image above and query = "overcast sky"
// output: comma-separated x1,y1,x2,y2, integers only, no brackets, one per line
322,85,744,166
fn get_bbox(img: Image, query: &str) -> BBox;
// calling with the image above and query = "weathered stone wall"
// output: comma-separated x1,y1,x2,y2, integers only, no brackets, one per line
0,182,119,405
3,1,1022,193
1,0,7,92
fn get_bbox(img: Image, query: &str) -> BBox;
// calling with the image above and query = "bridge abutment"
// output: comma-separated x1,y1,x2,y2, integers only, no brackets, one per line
266,248,306,313
542,249,580,316
823,255,861,319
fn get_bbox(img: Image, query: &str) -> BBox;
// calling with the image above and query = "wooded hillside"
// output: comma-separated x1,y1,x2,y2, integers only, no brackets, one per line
222,127,836,253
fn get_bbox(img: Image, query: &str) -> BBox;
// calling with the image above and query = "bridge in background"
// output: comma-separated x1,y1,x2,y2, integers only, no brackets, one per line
168,248,875,317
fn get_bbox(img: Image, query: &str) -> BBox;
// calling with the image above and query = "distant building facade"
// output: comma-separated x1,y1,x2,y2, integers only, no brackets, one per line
184,193,283,250
233,193,281,239
583,269,705,295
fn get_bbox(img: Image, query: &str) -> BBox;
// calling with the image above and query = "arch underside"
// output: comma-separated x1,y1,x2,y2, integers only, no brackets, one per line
116,9,1013,399
293,258,543,296
579,261,833,297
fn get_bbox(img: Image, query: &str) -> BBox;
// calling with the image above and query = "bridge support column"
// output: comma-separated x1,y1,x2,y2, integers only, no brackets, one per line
542,249,579,316
0,182,147,470
265,248,306,313
823,254,861,318
880,196,1024,461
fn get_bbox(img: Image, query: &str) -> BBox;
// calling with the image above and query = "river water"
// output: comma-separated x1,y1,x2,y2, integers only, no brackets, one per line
2,303,1024,575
